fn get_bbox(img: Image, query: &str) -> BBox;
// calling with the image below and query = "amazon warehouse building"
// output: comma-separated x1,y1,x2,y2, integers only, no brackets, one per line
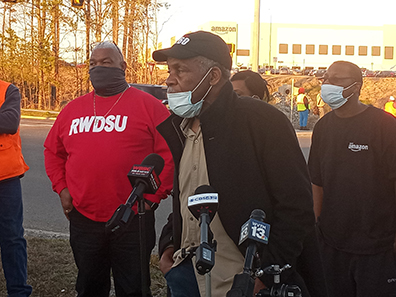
159,21,396,71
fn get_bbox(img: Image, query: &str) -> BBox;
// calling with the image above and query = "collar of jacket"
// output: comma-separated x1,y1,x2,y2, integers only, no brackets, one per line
157,80,237,169
198,80,235,124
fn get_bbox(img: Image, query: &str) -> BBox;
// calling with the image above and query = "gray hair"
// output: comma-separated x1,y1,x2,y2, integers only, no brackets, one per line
92,41,124,61
193,56,231,80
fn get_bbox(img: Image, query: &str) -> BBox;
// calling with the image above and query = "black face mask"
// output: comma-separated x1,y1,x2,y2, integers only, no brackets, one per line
89,66,129,97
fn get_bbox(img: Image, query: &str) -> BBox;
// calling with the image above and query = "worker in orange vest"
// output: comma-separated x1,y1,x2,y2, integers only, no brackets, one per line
0,79,32,296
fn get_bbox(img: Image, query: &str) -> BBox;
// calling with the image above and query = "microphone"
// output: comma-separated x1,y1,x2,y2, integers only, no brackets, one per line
239,209,270,247
105,153,164,234
127,153,164,196
187,185,218,275
239,209,270,273
226,209,270,297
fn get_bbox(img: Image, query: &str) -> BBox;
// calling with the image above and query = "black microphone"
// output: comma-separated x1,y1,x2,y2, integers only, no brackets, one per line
127,153,164,196
226,209,271,297
239,209,270,273
187,185,218,275
105,153,164,234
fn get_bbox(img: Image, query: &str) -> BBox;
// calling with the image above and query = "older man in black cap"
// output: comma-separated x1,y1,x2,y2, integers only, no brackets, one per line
153,31,318,297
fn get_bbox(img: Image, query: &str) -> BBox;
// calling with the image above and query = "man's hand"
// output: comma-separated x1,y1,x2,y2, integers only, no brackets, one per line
159,247,174,275
254,278,266,296
59,188,73,220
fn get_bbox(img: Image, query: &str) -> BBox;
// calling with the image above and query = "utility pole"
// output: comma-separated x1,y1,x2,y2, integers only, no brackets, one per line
269,11,272,68
251,0,260,72
85,0,90,94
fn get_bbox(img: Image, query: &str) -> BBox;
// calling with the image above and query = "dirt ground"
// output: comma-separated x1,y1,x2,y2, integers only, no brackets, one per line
154,69,396,130
155,68,396,108
264,75,396,129
265,75,396,108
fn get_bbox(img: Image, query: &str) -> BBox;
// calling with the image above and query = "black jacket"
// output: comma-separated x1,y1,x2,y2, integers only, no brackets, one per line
157,81,316,289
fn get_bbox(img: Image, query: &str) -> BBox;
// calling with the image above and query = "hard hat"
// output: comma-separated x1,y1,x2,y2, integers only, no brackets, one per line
390,96,395,101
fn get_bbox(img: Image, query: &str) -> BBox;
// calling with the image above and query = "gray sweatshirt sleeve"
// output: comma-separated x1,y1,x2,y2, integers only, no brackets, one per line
0,84,21,134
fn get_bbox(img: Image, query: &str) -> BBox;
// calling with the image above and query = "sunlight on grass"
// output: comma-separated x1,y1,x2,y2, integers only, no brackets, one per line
0,237,167,297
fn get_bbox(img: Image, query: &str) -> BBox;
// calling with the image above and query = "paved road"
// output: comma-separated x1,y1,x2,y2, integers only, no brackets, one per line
20,119,67,235
297,131,312,161
19,118,311,250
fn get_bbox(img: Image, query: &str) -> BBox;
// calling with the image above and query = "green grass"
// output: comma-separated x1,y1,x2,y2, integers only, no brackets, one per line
0,237,167,297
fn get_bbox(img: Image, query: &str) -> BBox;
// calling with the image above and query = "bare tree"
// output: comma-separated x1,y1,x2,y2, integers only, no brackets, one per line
0,0,167,109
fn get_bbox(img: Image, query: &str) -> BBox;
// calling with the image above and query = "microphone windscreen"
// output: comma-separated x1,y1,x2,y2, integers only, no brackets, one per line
250,209,266,221
194,185,216,195
141,153,165,175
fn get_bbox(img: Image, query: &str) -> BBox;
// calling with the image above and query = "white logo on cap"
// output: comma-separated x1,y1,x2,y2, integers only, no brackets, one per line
176,36,190,45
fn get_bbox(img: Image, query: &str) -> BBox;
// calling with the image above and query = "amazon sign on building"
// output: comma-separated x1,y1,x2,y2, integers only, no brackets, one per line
197,21,396,71
198,22,242,68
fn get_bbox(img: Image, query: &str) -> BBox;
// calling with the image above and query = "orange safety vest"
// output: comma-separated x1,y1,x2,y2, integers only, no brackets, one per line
384,101,396,117
0,80,29,181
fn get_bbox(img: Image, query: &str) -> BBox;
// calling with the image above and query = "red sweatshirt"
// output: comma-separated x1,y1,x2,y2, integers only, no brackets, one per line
44,87,174,222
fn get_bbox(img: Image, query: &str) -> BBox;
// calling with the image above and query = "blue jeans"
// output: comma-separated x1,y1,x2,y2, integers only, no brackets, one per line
69,208,156,297
0,177,32,297
165,258,200,297
299,109,309,127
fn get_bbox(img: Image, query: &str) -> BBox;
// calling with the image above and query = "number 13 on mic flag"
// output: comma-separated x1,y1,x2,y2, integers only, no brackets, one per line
239,218,270,246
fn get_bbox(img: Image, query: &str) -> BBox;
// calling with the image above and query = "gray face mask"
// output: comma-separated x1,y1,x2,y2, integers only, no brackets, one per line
89,66,129,97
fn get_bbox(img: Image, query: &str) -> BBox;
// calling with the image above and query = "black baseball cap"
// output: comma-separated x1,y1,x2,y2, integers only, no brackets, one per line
152,31,232,70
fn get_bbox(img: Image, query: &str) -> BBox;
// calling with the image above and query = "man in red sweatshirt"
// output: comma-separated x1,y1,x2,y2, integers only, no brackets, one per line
44,41,174,297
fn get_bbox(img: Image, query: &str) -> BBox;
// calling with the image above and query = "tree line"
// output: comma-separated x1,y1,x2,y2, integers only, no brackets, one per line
0,0,167,110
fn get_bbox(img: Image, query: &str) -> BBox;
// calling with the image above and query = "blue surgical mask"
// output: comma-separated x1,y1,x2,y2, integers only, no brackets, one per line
321,82,356,110
167,68,213,118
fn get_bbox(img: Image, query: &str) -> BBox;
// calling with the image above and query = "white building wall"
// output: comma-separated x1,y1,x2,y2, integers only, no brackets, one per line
157,21,396,71
275,27,384,70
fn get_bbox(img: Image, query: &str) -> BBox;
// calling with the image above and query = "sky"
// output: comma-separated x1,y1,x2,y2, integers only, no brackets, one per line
156,0,396,45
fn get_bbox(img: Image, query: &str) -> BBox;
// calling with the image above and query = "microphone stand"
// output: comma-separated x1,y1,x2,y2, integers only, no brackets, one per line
137,187,148,297
186,186,218,297
198,210,215,297
225,249,257,297
226,209,268,297
206,272,212,297
181,210,217,297
187,209,217,297
106,153,164,297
